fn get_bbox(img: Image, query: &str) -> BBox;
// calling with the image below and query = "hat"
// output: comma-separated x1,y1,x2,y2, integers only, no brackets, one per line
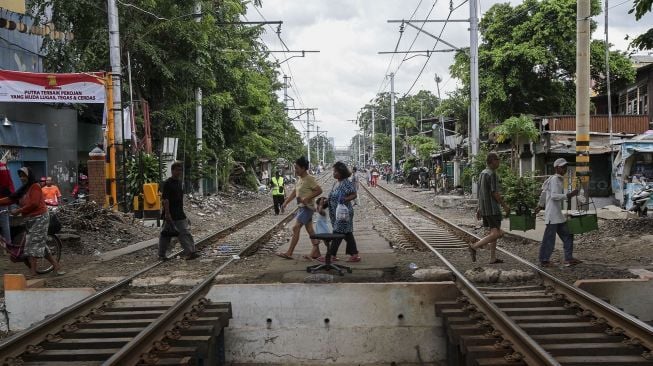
18,167,29,176
40,176,47,182
553,158,568,168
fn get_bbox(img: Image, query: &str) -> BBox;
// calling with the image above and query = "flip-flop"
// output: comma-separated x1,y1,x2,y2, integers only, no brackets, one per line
302,255,320,260
346,256,361,262
275,252,293,260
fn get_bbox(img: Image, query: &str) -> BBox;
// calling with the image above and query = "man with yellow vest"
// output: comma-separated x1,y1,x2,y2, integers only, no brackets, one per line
270,171,286,215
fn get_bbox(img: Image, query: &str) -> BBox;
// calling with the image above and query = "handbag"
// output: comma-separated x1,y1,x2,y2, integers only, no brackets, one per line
161,222,180,237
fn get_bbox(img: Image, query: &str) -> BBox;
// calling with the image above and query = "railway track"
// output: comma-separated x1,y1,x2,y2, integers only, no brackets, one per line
0,174,331,365
363,183,653,366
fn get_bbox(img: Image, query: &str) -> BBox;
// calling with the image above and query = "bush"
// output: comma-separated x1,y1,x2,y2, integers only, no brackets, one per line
502,171,540,214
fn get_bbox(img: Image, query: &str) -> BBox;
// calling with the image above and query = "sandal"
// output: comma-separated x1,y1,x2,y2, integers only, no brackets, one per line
346,255,361,262
302,255,320,261
540,261,555,267
275,252,293,260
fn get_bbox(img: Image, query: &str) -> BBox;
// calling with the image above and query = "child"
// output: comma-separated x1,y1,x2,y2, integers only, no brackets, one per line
311,197,336,261
315,197,331,235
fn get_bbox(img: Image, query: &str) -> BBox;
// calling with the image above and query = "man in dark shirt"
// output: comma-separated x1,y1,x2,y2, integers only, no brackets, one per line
158,161,198,260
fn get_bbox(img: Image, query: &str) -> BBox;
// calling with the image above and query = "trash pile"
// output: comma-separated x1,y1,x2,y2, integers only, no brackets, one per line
56,201,127,231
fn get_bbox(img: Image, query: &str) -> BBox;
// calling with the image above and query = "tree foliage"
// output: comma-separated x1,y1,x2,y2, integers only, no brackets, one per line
491,115,539,170
449,0,635,127
630,0,653,50
29,0,304,190
407,135,439,162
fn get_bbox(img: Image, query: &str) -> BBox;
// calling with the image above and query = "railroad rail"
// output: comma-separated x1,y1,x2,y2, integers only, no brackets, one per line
0,173,331,365
363,183,653,366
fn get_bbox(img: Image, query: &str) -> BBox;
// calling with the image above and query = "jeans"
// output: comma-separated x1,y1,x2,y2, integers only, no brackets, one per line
539,222,574,262
0,209,11,244
158,219,195,257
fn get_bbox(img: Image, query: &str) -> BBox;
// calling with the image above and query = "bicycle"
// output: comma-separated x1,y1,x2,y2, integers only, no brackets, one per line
0,209,63,274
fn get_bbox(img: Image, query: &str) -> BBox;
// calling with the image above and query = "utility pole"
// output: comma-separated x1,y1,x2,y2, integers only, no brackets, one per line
306,112,311,165
605,0,614,163
390,73,396,172
194,1,203,195
107,0,122,209
371,107,376,165
577,0,591,201
316,125,320,166
469,0,480,156
435,74,445,148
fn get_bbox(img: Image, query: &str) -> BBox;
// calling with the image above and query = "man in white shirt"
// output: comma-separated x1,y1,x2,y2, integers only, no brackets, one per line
536,158,582,267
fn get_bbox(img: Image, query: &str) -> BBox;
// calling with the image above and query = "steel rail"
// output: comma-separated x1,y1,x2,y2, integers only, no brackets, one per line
103,174,332,365
371,184,653,359
0,202,273,361
363,184,560,365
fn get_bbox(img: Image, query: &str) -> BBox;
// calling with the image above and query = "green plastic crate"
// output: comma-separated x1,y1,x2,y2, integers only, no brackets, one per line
567,214,598,234
509,213,536,231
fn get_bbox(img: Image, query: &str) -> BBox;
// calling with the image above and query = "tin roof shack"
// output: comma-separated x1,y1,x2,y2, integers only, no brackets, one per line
611,132,653,209
536,132,617,196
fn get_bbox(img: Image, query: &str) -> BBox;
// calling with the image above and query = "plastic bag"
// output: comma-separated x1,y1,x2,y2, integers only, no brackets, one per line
336,203,349,222
161,222,179,237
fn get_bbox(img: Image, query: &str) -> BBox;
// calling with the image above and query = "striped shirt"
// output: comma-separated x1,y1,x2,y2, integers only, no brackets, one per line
478,168,502,216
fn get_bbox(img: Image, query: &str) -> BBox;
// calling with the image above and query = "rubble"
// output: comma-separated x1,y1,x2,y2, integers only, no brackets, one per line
597,205,638,220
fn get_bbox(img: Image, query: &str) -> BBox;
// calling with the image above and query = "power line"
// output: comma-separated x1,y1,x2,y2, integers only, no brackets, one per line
374,0,426,97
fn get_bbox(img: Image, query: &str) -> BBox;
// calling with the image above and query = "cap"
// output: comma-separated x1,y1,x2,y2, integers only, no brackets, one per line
553,158,568,168
18,167,29,176
40,176,47,182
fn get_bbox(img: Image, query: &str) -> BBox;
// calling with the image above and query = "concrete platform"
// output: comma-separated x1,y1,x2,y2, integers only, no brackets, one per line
270,201,396,282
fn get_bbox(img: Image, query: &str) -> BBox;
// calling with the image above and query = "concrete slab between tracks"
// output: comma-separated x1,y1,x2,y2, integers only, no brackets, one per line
207,282,458,365
2,274,95,331
575,278,653,322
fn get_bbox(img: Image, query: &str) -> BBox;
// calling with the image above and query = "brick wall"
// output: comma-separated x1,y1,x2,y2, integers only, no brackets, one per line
87,160,106,205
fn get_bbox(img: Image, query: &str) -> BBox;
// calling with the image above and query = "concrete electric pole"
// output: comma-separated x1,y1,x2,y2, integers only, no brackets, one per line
469,0,480,156
194,1,203,195
107,0,122,209
390,73,396,172
576,0,591,201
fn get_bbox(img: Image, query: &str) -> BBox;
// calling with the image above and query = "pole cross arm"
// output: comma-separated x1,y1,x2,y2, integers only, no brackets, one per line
403,22,461,51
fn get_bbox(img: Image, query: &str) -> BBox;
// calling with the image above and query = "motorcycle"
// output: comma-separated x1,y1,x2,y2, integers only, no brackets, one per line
629,184,653,217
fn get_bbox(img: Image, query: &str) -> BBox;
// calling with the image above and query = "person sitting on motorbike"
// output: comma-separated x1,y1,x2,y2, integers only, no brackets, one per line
41,177,62,206
0,167,64,277
71,174,89,199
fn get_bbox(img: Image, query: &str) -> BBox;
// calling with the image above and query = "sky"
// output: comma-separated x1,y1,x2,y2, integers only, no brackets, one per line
246,0,653,149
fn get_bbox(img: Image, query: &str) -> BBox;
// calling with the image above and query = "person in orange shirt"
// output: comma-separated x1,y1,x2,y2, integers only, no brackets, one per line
41,177,62,206
0,167,64,277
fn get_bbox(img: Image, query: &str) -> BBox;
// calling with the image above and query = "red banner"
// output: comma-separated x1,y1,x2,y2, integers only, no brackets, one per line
0,70,105,104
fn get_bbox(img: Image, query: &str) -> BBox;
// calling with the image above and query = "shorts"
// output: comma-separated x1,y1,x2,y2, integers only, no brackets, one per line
295,207,314,225
482,215,502,229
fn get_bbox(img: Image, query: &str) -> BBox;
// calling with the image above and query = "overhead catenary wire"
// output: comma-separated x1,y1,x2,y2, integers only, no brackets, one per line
374,0,426,97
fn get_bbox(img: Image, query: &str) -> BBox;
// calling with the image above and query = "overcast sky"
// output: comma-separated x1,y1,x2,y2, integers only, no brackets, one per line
247,0,652,149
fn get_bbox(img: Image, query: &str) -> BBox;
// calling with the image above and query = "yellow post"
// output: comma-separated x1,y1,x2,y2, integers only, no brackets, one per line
104,74,118,209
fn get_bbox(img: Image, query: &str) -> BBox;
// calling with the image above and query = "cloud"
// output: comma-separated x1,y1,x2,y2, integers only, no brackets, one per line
250,0,652,150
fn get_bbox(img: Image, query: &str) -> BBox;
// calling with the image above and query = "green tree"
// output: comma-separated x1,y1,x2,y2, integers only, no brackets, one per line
630,0,653,50
450,0,635,128
408,135,440,162
30,0,304,191
491,115,539,171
